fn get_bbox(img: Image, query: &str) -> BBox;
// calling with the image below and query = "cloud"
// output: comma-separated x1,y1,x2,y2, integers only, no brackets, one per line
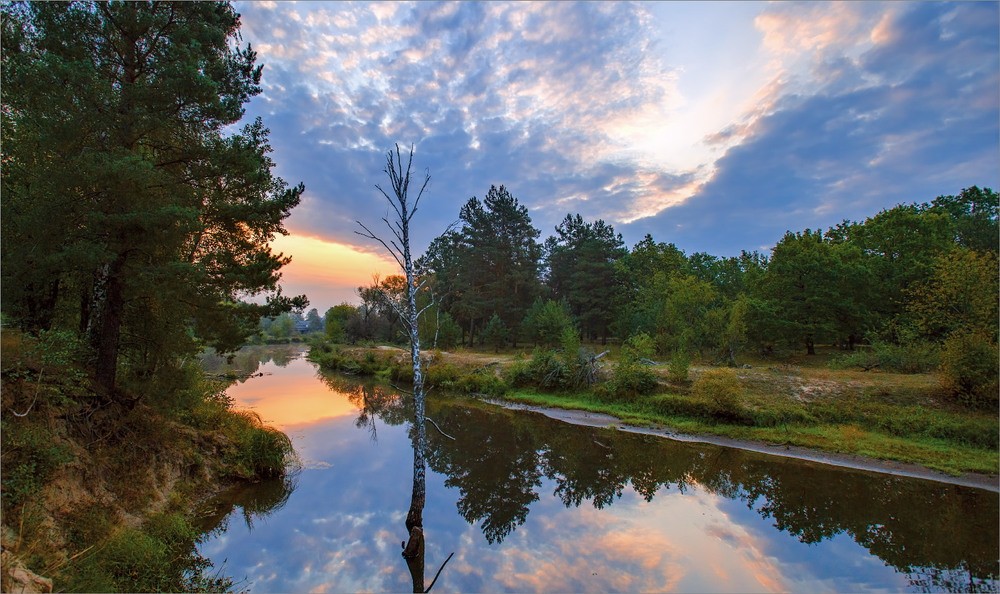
624,1,999,255
235,1,686,255
234,0,997,277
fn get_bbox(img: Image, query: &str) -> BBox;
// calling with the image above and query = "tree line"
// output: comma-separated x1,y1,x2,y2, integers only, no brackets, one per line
324,184,998,390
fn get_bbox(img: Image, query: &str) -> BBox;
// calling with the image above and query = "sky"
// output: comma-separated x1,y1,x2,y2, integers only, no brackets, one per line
232,1,1000,311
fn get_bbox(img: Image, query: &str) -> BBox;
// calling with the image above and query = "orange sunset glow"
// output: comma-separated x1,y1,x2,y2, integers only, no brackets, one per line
270,233,398,311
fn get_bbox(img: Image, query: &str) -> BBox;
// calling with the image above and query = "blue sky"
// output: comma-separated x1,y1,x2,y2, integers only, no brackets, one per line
233,1,1000,309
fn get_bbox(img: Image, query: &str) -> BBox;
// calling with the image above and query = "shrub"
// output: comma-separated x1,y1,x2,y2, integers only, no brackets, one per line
829,341,941,373
940,330,999,409
1,421,75,509
648,393,706,419
505,348,570,390
505,354,534,388
66,512,232,593
692,368,744,421
426,363,461,386
603,333,658,400
456,370,508,396
667,350,690,384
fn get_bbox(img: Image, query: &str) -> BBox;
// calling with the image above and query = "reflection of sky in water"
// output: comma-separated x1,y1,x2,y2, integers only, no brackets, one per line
199,357,992,593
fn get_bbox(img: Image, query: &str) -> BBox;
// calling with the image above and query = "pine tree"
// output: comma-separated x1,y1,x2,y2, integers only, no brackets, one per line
545,214,626,344
1,2,305,398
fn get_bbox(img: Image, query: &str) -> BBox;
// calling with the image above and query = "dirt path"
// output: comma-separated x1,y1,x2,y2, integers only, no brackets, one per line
486,399,1000,493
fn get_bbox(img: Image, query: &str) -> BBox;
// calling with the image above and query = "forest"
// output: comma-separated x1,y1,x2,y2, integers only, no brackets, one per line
313,184,999,407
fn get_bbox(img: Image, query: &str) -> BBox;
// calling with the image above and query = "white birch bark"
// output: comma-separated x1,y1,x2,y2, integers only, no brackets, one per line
356,145,431,580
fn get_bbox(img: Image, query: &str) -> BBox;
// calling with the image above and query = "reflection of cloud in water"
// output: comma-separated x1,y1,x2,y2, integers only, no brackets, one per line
200,369,996,593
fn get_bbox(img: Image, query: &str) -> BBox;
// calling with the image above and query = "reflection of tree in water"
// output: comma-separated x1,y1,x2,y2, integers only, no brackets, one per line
423,404,542,544
194,472,298,537
319,375,410,443
907,565,999,594
343,384,997,588
199,344,305,375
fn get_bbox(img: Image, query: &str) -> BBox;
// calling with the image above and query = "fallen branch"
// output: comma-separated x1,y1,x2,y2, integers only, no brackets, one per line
12,370,43,417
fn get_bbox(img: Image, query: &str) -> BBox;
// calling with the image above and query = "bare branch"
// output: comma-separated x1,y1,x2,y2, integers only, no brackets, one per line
425,552,455,593
410,171,431,220
355,223,404,271
425,417,455,440
375,183,405,222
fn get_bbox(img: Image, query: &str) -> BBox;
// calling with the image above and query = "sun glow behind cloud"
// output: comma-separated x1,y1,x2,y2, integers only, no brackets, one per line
233,0,997,303
271,233,397,310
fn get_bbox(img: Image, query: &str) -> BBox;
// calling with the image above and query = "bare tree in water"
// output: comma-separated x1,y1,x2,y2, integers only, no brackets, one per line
357,144,439,591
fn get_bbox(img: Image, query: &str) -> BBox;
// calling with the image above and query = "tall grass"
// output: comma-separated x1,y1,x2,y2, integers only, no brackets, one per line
223,409,297,480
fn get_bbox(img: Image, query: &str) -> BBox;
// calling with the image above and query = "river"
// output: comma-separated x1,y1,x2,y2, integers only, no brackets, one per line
194,348,998,593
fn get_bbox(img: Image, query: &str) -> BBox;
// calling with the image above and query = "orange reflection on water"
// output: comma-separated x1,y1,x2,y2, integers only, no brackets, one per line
473,492,788,593
226,359,359,428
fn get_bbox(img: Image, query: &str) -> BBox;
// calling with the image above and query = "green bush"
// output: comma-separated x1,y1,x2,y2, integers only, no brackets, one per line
667,350,690,384
66,512,232,593
829,341,941,373
747,403,815,428
940,330,999,409
505,348,569,390
456,370,508,396
648,393,707,419
426,363,461,386
505,354,534,388
1,421,75,509
224,410,297,480
692,368,744,421
602,333,658,399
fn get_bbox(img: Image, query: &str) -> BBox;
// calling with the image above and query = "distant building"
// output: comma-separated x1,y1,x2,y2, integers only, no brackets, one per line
294,320,310,333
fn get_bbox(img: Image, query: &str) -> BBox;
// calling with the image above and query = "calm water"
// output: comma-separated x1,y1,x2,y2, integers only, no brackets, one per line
195,351,999,593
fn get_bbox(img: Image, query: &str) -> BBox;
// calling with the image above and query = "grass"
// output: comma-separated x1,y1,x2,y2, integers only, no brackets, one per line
500,388,998,476
1,329,298,592
63,511,233,593
307,339,998,476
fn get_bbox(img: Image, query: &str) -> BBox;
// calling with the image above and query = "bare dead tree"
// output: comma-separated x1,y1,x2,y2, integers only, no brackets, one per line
356,144,432,591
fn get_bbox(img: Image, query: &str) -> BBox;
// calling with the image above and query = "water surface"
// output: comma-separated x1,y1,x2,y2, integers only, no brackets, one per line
196,352,999,593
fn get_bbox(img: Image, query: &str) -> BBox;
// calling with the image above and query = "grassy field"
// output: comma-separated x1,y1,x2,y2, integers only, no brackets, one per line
311,341,999,476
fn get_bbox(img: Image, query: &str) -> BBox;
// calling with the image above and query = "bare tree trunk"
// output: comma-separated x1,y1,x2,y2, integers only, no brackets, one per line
356,144,432,588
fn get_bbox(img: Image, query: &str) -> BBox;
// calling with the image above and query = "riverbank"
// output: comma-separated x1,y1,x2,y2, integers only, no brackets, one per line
488,398,999,492
309,342,999,478
0,331,297,592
